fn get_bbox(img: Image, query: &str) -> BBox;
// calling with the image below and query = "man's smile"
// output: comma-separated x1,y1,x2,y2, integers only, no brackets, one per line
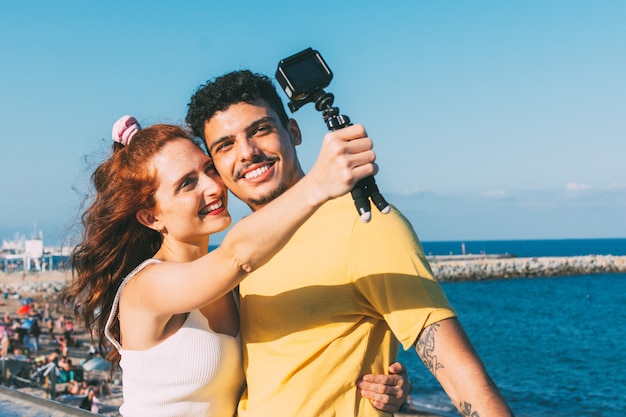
236,159,277,183
244,164,271,180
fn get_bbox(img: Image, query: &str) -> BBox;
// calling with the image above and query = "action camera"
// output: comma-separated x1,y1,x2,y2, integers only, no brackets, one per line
276,48,333,112
275,48,390,222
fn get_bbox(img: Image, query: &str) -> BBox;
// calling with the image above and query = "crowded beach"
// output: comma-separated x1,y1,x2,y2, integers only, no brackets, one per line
1,270,123,416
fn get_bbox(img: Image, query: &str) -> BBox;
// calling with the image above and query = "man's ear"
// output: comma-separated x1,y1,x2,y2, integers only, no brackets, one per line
287,118,302,146
136,209,162,232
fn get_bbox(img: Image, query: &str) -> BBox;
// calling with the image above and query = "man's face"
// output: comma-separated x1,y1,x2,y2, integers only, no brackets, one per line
203,100,304,211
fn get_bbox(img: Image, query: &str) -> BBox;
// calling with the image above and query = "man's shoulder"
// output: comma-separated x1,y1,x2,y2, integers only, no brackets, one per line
315,194,364,222
320,195,411,222
362,204,415,233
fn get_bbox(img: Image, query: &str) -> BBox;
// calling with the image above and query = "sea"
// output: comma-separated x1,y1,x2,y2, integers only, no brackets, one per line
399,238,626,417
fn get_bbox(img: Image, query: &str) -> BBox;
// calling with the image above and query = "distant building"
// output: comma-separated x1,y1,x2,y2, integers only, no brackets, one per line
1,235,69,273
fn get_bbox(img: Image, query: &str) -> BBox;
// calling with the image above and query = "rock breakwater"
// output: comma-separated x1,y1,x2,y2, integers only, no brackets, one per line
428,255,626,282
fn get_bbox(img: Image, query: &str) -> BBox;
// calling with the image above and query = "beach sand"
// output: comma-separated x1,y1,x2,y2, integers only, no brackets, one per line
1,271,442,416
1,270,123,416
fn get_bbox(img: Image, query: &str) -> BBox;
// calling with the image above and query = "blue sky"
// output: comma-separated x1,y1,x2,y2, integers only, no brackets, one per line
1,1,625,246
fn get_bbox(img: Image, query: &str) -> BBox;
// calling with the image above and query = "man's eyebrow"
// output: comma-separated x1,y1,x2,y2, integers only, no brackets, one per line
247,116,276,129
208,135,231,154
208,116,278,152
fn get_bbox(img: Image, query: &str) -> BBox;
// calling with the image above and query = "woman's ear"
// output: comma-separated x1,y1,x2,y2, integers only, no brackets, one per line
136,209,162,232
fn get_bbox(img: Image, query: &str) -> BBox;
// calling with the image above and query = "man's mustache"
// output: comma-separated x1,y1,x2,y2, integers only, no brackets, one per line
233,155,279,181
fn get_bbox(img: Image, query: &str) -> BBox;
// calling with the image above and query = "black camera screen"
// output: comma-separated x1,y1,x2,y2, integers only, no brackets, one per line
276,48,333,101
283,57,330,90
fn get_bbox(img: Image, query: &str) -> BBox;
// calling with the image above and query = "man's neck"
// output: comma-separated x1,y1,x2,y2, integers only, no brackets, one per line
246,171,305,212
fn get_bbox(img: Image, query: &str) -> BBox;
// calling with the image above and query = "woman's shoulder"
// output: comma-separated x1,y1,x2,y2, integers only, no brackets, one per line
127,258,162,279
119,258,163,301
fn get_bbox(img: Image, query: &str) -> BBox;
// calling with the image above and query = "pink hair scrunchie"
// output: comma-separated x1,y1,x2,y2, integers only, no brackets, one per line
112,115,141,146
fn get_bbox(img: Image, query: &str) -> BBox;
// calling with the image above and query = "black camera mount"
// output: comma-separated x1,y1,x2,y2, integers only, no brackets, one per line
276,48,390,222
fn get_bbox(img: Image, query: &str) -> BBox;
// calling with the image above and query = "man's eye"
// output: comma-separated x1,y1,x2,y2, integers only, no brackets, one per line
254,125,272,135
214,141,233,153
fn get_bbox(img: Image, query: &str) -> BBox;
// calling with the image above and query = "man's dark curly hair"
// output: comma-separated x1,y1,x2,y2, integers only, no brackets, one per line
186,70,290,144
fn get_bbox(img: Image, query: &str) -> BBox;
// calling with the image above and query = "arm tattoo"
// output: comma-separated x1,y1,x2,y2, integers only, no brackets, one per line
459,401,480,417
416,322,444,376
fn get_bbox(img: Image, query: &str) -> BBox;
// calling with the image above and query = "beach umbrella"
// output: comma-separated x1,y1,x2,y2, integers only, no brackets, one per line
19,297,34,305
17,305,31,315
82,356,112,371
20,318,34,330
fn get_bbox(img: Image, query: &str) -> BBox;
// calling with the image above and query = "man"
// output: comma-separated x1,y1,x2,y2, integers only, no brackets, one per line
186,70,514,416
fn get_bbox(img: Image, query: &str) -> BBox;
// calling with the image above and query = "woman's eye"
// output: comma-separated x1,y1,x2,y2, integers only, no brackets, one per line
180,178,196,189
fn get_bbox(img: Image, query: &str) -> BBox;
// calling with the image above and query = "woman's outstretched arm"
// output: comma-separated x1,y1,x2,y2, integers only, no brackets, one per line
135,124,377,315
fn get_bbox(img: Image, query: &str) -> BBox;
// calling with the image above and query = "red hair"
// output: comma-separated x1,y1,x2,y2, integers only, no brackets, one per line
63,124,202,366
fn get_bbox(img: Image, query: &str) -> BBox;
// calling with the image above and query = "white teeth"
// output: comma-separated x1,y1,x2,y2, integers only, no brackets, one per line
207,200,223,211
244,165,269,180
201,199,223,215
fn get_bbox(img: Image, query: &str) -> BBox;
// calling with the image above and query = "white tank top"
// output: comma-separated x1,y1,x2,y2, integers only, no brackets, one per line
104,259,244,417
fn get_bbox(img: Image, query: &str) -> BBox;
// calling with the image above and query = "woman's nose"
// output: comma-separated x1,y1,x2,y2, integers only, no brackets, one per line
200,172,223,196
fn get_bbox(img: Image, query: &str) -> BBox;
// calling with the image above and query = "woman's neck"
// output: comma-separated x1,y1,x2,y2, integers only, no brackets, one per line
155,236,210,262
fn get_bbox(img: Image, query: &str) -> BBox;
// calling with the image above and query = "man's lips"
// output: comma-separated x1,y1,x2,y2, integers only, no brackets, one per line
244,165,270,180
236,161,275,182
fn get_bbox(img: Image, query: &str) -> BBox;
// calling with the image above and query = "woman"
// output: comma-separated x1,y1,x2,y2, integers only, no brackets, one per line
63,116,397,416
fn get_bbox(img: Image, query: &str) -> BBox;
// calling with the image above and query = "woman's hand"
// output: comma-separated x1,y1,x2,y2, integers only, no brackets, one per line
357,361,412,413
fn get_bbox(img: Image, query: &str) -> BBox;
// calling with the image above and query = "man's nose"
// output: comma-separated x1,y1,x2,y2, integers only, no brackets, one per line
236,137,260,161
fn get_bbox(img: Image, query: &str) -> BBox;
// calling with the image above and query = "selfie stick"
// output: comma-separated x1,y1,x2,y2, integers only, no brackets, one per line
276,48,390,222
314,93,390,222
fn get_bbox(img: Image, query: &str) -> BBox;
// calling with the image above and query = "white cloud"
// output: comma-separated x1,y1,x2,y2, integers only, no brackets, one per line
565,182,591,191
481,189,509,199
397,187,430,196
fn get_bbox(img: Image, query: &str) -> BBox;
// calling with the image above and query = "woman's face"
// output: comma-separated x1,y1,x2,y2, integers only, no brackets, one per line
149,139,231,243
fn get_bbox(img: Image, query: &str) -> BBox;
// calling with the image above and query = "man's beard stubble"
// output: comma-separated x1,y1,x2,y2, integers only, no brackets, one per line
244,182,290,208
233,154,304,210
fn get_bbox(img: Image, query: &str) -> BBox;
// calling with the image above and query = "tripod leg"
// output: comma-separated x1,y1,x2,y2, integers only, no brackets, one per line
363,176,391,214
351,178,372,222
